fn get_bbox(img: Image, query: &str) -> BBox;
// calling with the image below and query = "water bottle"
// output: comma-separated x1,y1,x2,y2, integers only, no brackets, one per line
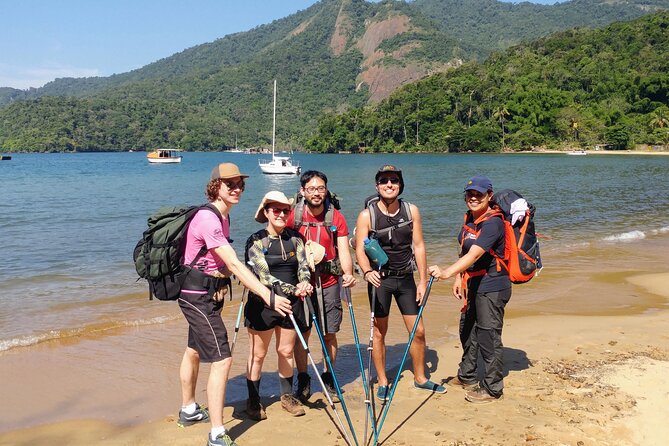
363,237,389,268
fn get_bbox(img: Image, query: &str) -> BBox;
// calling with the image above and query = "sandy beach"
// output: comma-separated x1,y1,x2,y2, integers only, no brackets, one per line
2,239,668,446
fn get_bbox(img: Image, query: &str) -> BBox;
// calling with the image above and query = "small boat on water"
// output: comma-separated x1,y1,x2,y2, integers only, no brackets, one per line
147,149,183,164
566,150,587,156
1,155,11,161
259,80,300,175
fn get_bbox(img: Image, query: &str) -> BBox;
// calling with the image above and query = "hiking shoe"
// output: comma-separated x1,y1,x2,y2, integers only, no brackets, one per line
295,372,311,404
376,385,390,402
414,380,447,394
320,372,340,403
245,398,267,421
208,432,238,446
465,386,502,404
177,403,209,427
281,394,306,417
447,376,477,390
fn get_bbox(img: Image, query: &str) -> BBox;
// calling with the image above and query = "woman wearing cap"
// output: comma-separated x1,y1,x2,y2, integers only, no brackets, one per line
244,191,314,420
428,175,511,404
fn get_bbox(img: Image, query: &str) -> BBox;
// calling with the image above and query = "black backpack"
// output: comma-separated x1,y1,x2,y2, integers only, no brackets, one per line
133,204,228,300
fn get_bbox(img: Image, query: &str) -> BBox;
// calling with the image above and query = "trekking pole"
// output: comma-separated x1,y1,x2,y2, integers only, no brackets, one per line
305,296,359,446
372,276,434,446
229,286,247,355
289,312,354,446
364,266,382,444
342,286,377,445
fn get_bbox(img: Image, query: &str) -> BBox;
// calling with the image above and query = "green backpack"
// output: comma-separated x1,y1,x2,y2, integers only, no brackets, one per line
133,204,228,300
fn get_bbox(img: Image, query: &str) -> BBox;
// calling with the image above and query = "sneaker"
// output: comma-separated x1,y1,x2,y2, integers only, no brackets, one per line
208,432,238,446
376,385,390,402
465,386,502,404
281,394,306,416
177,403,209,427
414,379,447,394
320,372,340,403
245,397,267,421
295,372,311,404
447,376,477,390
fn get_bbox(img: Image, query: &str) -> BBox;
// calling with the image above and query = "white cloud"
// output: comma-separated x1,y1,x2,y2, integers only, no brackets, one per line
0,65,101,90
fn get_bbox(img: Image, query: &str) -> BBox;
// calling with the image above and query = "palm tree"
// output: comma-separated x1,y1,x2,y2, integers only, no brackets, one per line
649,108,669,130
493,106,510,148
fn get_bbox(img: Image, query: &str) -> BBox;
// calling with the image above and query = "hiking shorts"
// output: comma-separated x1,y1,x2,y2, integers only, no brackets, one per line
244,292,310,333
178,292,231,363
311,283,343,334
369,274,418,318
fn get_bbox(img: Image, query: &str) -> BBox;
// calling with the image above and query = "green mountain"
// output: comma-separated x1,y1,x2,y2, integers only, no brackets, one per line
305,11,669,152
1,0,668,152
413,0,669,59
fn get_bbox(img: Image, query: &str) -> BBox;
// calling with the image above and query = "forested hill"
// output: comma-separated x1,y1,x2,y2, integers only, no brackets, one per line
0,0,464,152
305,12,669,153
414,0,669,59
1,0,668,152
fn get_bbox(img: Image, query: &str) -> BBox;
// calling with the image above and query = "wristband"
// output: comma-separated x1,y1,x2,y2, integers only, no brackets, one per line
363,270,372,278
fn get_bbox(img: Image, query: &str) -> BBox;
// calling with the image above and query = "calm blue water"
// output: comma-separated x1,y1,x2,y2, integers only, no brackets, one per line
1,151,668,350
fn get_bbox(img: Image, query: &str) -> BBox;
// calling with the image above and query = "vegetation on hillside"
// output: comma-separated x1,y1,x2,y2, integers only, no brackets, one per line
1,0,668,152
305,12,669,152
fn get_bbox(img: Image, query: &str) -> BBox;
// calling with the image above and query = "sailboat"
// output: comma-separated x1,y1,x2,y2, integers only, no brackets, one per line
258,80,301,175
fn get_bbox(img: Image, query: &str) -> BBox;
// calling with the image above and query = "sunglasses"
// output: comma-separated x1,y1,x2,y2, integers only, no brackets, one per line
266,207,290,216
377,177,400,185
223,179,245,191
464,190,488,200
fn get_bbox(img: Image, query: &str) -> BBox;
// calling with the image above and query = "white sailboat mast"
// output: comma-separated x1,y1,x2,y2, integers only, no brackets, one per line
272,79,277,159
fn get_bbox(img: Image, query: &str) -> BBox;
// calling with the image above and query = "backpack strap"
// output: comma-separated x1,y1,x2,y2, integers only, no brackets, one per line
187,204,226,268
368,197,413,240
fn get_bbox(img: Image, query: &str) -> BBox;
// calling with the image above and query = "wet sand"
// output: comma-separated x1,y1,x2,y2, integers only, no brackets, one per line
1,239,668,445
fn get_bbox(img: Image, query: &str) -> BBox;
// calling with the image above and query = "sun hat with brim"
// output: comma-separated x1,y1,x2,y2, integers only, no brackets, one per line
254,191,293,223
304,240,327,271
464,175,493,194
211,163,249,180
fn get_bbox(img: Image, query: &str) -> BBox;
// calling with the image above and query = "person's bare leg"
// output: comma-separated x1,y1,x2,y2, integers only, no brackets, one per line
208,357,233,429
180,347,200,406
372,316,389,386
402,314,427,384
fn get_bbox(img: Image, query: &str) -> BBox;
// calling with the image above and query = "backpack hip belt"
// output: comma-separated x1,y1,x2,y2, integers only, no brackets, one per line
380,267,414,277
182,267,232,299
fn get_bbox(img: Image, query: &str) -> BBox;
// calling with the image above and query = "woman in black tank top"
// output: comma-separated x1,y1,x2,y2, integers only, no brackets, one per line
244,192,313,419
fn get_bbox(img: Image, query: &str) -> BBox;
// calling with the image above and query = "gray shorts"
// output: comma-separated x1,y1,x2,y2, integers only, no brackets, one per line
313,282,343,334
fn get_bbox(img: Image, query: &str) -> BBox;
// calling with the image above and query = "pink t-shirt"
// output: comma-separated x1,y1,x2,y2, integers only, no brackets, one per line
183,208,230,274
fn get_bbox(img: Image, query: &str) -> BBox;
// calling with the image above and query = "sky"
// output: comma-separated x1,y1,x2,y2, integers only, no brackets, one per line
1,0,561,90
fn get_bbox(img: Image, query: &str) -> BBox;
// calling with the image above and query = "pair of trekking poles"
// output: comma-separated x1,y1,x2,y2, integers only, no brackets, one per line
230,272,435,446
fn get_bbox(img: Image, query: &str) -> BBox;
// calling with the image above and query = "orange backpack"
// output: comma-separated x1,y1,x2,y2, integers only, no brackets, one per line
462,190,542,284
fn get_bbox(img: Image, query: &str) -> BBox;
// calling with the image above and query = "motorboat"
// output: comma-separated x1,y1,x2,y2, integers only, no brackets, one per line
566,150,587,155
147,149,183,164
258,80,300,175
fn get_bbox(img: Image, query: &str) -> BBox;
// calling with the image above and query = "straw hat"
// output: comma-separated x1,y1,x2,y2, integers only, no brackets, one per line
304,240,327,271
254,191,293,223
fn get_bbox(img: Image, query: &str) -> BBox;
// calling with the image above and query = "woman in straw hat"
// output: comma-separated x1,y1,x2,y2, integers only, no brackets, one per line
244,191,314,420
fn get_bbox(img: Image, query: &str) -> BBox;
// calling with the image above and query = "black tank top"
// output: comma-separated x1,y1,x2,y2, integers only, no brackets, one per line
372,202,413,271
264,231,299,286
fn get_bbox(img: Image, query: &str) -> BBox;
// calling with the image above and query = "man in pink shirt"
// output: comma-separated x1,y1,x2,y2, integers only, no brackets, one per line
177,163,292,446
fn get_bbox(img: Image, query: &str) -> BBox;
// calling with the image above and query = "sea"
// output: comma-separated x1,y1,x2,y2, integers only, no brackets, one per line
1,151,669,430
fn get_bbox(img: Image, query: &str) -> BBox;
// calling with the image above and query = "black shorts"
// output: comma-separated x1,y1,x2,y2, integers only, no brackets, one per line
368,274,418,318
244,292,310,333
178,292,231,363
